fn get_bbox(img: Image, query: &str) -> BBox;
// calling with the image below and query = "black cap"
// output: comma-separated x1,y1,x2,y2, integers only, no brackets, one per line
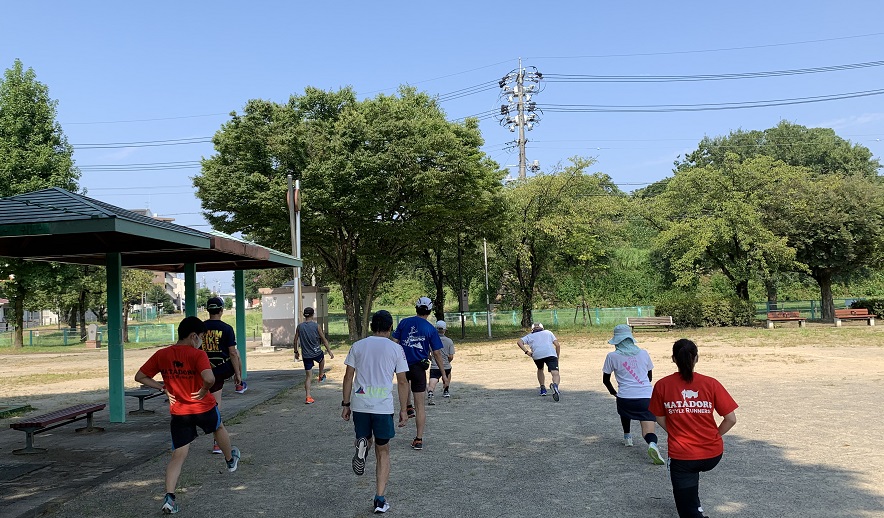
303,307,315,317
207,297,224,310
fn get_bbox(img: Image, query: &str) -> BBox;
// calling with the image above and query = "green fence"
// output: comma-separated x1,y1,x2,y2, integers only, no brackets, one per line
753,299,858,320
324,306,655,335
0,323,177,347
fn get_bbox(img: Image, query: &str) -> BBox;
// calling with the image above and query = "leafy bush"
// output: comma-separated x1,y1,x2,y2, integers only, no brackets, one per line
850,298,884,317
655,294,755,327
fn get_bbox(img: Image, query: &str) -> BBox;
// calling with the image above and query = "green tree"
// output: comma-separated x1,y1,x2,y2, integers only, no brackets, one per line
0,59,80,347
649,154,800,300
122,269,152,342
242,268,291,301
771,174,884,321
195,87,504,339
494,157,620,327
146,284,176,315
677,120,880,177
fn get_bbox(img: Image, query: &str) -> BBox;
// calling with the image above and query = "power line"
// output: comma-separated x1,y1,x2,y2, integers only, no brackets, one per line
543,59,884,83
63,113,228,125
526,31,884,59
72,137,212,149
539,88,884,113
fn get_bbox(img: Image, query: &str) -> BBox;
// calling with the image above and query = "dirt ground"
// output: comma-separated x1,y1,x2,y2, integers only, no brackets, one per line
4,324,884,517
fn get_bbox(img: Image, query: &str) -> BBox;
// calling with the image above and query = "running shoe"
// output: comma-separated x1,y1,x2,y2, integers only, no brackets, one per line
373,497,390,514
411,437,423,450
305,396,315,404
318,374,327,383
624,436,634,447
443,387,450,398
539,387,548,396
212,441,222,454
161,494,178,514
352,437,368,476
227,446,240,472
234,381,248,394
406,405,415,418
550,383,560,402
648,443,665,465
427,391,435,405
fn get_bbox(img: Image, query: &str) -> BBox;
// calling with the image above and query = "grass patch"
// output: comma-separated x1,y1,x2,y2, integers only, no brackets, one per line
0,404,34,418
5,370,107,385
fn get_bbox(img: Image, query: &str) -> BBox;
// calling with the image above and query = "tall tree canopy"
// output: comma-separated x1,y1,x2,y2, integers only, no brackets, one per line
0,59,79,347
494,157,621,327
649,154,800,300
194,87,504,339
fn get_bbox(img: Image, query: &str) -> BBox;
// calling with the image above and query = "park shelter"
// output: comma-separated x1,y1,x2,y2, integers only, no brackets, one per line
0,187,300,422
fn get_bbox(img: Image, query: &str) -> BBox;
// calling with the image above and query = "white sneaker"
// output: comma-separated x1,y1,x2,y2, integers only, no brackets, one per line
624,436,634,447
648,442,665,465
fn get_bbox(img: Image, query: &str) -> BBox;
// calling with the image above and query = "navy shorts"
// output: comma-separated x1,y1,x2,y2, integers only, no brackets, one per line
170,406,222,449
533,356,559,372
616,397,656,421
405,361,430,393
303,353,324,371
429,367,451,380
210,361,235,393
353,411,395,444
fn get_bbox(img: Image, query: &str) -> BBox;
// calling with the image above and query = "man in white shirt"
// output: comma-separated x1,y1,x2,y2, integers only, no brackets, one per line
342,310,409,514
516,322,562,401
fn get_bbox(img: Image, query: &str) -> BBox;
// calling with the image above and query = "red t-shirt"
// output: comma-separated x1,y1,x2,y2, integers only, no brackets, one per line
649,372,738,460
139,344,217,415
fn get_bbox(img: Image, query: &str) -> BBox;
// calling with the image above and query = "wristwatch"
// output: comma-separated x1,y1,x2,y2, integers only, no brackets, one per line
341,401,350,407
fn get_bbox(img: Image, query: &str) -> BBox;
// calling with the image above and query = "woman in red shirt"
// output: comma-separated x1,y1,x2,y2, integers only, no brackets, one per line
650,339,738,518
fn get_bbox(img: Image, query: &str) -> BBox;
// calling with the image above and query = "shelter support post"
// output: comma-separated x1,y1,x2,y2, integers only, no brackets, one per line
234,270,247,378
106,252,125,423
184,264,197,317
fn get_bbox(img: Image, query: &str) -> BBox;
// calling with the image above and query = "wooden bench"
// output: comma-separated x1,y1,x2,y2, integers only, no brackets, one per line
766,311,806,329
9,403,105,455
834,308,877,327
125,386,165,415
626,316,674,330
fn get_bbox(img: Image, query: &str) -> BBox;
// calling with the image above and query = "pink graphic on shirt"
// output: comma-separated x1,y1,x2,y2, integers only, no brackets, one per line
621,359,645,385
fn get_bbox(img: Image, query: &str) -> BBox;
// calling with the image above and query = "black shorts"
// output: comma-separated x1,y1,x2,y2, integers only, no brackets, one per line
533,356,559,372
429,367,451,380
616,397,656,421
669,455,722,489
405,361,430,393
170,406,222,449
210,361,235,393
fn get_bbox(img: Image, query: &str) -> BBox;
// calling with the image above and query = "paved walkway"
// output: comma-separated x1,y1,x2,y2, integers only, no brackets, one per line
0,365,301,518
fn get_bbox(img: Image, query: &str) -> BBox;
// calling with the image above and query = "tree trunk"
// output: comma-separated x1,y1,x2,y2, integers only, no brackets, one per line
764,277,779,310
12,292,23,349
122,304,130,343
814,270,835,323
735,280,750,301
520,304,533,329
78,289,88,341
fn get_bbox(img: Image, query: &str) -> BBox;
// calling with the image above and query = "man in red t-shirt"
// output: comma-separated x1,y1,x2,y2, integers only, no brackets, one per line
135,316,241,515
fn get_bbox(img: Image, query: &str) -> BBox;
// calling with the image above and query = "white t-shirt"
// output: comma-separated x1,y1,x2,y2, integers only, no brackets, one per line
430,335,455,370
521,329,558,359
344,335,409,414
602,349,654,399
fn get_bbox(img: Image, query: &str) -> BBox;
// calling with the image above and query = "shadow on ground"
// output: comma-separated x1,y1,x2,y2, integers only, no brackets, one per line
8,374,880,518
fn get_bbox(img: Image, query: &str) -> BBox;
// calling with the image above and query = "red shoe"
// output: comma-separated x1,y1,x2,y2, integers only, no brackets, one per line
305,396,315,404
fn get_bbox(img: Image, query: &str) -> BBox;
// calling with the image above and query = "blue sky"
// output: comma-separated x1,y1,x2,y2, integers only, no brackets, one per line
3,1,884,293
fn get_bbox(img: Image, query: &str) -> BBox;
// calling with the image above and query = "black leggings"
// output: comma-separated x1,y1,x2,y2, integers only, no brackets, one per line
669,455,722,518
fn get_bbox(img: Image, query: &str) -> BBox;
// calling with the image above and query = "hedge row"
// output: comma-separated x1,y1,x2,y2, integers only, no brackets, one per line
654,295,756,327
850,298,884,317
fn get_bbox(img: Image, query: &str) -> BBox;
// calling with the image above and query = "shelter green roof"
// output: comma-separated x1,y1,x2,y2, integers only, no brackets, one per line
0,188,300,272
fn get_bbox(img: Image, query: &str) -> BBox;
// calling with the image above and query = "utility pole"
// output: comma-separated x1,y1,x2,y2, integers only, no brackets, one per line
498,58,543,179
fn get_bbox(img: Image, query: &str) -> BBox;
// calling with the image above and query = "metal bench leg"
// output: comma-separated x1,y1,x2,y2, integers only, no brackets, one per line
129,396,156,416
767,320,774,329
869,318,875,326
798,320,806,328
13,429,47,455
835,319,842,327
76,411,105,434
